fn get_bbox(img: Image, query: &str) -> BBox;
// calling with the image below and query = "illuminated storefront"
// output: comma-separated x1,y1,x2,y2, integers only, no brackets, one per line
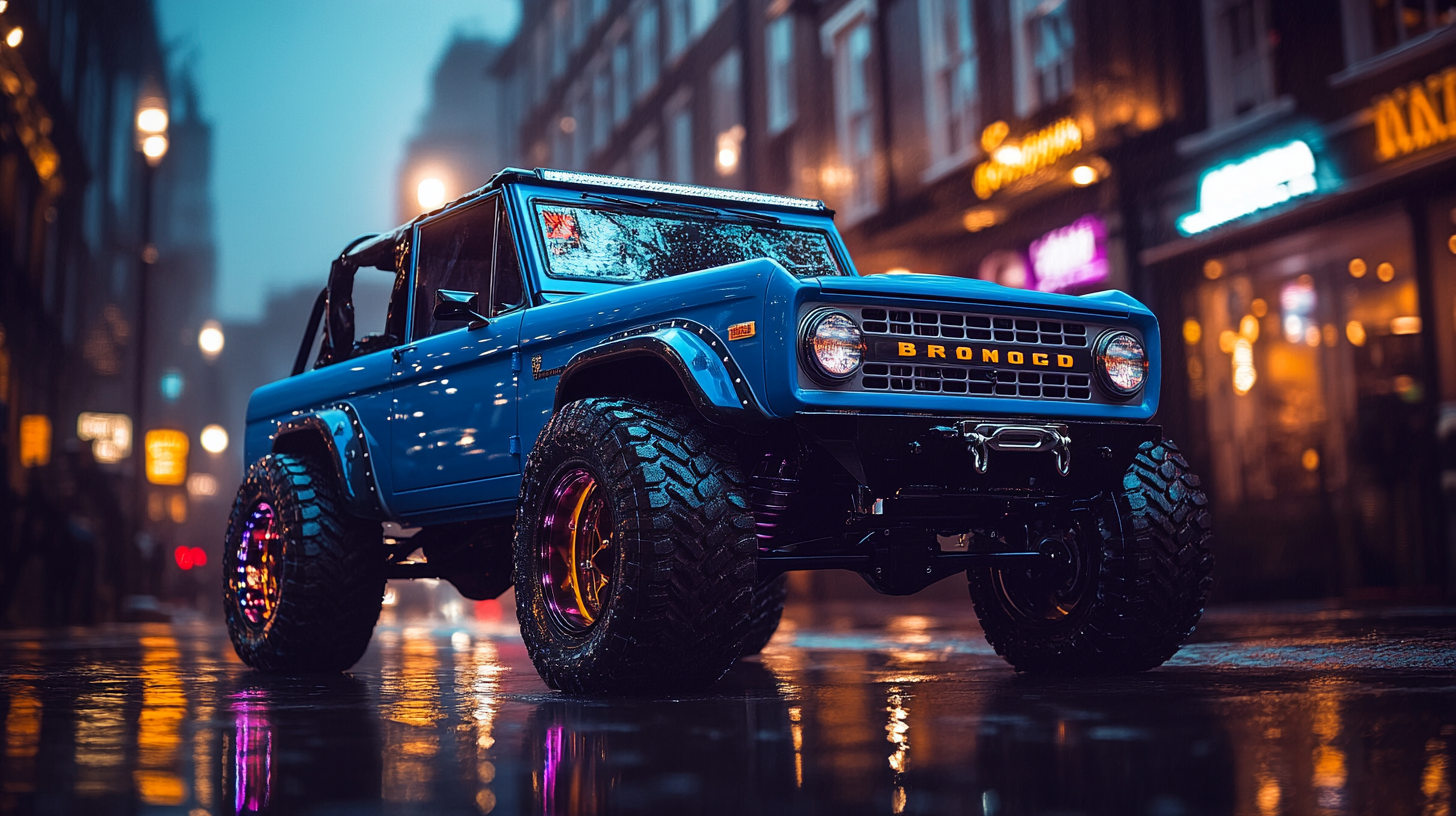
1140,57,1456,599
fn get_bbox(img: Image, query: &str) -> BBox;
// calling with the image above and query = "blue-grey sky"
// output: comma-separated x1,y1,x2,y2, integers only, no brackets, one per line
156,0,520,321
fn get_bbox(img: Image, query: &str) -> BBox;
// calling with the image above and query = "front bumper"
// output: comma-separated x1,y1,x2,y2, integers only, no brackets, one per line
794,411,1160,496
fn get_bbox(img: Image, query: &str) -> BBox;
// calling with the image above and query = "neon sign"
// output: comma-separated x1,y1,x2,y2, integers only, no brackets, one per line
1176,140,1318,235
973,118,1084,200
1371,64,1456,162
1028,215,1109,293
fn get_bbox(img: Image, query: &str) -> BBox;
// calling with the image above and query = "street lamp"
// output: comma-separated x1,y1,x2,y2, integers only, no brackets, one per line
198,320,224,360
131,93,168,595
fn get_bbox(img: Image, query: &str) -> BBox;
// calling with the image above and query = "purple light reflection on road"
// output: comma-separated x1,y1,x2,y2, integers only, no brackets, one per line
231,690,273,814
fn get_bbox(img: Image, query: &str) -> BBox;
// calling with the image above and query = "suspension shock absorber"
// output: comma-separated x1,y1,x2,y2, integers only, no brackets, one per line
749,450,801,551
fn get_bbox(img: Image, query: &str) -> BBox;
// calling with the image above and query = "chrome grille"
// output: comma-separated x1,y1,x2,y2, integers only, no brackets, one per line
860,364,1093,400
859,308,1088,347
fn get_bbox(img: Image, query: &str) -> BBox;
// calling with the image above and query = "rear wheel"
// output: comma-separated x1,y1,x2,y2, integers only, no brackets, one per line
967,439,1214,673
223,452,384,673
514,398,758,694
740,575,789,657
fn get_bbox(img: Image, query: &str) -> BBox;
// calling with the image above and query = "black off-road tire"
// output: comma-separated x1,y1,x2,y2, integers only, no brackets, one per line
967,439,1214,673
223,452,384,672
514,397,758,694
740,575,789,657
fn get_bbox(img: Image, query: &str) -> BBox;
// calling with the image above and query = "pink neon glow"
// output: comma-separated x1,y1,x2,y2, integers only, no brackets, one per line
1028,215,1109,293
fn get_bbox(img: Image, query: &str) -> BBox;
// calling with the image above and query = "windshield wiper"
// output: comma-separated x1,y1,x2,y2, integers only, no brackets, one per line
580,192,650,209
580,192,782,224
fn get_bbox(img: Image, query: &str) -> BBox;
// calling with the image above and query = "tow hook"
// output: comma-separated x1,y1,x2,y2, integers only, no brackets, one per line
941,421,1072,475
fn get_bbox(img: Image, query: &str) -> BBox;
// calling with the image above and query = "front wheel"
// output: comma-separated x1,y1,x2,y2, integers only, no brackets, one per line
514,398,758,694
967,439,1214,673
223,452,384,672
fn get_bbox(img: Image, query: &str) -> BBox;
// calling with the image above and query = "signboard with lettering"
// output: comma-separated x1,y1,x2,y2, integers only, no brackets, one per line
1177,140,1319,235
1371,64,1455,162
1028,215,1109,293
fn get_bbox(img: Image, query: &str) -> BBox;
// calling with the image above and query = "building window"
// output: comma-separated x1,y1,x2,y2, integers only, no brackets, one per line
592,65,612,153
632,125,661,180
1012,0,1073,116
711,48,744,178
765,13,797,135
823,1,880,222
666,0,689,60
635,2,660,99
552,1,569,78
919,0,979,173
1343,0,1456,63
689,0,721,38
666,89,694,183
1202,0,1275,125
571,83,590,167
612,37,632,124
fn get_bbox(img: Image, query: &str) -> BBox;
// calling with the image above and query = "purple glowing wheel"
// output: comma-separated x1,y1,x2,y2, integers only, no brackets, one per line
537,467,616,636
233,501,282,628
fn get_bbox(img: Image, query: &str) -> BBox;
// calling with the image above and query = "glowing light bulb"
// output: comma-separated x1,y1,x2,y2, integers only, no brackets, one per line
417,178,445,210
200,424,229,454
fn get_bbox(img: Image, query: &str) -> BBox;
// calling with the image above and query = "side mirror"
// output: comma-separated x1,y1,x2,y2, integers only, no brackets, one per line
433,289,489,328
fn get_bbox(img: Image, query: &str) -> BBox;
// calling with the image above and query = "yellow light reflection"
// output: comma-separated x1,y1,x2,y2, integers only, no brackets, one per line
1251,297,1268,317
1377,262,1395,282
1204,259,1224,280
886,687,910,813
1301,449,1320,471
134,636,187,805
1424,737,1451,816
1391,316,1422,335
1349,258,1367,278
1182,318,1202,345
1346,321,1367,346
1219,330,1238,354
382,628,443,802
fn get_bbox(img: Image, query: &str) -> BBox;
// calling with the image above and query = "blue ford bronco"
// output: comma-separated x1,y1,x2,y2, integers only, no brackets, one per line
225,168,1213,693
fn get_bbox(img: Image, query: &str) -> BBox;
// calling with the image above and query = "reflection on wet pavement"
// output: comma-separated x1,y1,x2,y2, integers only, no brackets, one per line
1,602,1453,815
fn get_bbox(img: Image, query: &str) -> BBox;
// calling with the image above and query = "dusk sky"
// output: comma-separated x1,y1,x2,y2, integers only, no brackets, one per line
155,0,521,321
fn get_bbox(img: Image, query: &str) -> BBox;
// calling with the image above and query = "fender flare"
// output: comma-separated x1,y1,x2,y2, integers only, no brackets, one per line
270,404,389,520
553,319,770,434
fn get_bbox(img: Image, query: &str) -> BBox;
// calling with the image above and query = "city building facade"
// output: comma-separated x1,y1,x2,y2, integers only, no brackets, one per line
1140,0,1456,599
414,0,1455,599
0,0,218,625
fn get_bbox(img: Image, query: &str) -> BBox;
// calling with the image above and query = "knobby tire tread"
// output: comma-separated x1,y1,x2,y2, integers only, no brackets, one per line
968,439,1214,674
515,398,757,694
223,453,384,673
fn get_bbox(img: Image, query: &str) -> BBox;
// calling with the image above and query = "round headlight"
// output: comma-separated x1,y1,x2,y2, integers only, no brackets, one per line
1094,331,1148,397
801,309,865,382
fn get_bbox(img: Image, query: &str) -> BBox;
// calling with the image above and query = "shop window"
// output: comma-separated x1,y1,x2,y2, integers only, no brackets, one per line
919,0,980,176
823,0,880,223
1182,207,1431,594
1344,0,1456,63
1011,0,1074,117
765,13,797,136
1201,0,1276,125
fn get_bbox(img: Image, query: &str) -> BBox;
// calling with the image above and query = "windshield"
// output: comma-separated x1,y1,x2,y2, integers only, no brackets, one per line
533,202,845,282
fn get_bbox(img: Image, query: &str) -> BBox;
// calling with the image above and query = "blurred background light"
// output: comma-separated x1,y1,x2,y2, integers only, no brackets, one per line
136,107,169,134
200,424,229,454
198,321,224,359
417,177,445,210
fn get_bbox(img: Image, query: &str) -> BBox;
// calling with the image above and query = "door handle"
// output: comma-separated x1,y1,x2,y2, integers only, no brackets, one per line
391,346,415,364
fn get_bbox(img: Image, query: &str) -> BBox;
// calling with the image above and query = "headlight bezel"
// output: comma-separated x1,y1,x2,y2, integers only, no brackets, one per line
799,308,866,384
1093,329,1149,398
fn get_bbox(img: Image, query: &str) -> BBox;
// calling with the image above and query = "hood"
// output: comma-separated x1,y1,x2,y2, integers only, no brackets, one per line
811,273,1149,319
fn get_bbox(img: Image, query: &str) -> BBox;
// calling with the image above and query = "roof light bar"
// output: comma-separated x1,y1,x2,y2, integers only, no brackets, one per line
535,168,827,211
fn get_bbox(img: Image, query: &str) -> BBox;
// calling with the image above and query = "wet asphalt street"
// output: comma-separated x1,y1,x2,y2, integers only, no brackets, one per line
1,597,1454,816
